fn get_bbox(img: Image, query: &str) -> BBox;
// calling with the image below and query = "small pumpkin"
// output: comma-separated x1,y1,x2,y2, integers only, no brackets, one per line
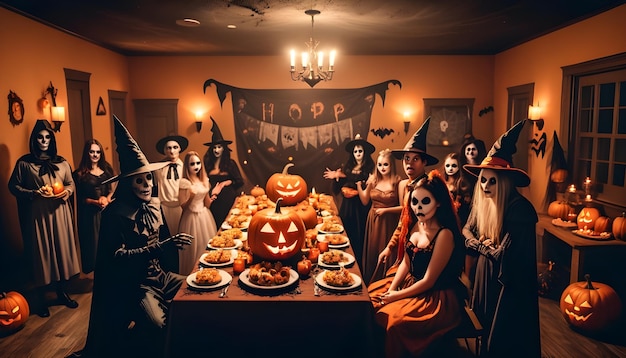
290,203,318,229
593,216,612,233
548,200,575,221
250,185,266,198
612,213,626,241
265,163,308,206
0,291,29,334
248,198,306,261
577,207,600,230
560,274,622,332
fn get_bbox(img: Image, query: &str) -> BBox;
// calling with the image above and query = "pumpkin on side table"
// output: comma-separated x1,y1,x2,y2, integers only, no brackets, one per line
0,291,29,335
560,274,622,332
577,207,600,230
613,213,626,241
548,200,575,221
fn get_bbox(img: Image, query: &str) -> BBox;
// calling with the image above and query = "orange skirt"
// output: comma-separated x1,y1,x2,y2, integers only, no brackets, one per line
368,275,461,358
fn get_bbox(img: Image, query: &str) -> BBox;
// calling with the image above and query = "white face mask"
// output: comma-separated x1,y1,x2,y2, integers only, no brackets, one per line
480,169,498,199
36,130,51,152
213,144,224,158
132,172,154,202
465,143,478,163
188,155,202,174
353,145,364,162
377,157,391,176
164,140,181,161
444,157,459,176
89,144,101,164
410,187,438,222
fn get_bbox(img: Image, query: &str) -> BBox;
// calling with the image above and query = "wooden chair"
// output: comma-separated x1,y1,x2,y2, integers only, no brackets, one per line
452,272,484,356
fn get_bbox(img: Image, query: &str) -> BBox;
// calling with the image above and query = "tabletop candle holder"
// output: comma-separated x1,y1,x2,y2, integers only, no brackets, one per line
233,258,246,275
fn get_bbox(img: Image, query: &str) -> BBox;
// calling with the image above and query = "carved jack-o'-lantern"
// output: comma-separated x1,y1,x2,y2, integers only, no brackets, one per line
266,163,308,206
248,198,306,261
560,274,622,332
0,291,29,334
577,207,600,230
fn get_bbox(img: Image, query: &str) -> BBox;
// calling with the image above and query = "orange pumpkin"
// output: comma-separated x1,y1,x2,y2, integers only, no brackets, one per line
250,185,266,197
560,274,622,332
593,216,612,233
550,168,568,183
0,291,29,334
290,203,318,229
577,207,600,230
248,198,306,261
548,200,575,221
265,163,308,206
612,213,626,241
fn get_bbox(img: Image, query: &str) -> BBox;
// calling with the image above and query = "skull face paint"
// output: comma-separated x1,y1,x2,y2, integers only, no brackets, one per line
213,144,224,158
480,169,498,199
89,144,101,164
410,187,438,222
188,155,202,175
353,145,364,162
132,172,154,202
36,130,51,152
164,140,181,161
444,157,459,176
465,143,478,163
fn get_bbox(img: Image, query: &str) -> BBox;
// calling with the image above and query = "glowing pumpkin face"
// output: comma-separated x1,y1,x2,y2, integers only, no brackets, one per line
248,198,306,261
266,163,308,206
0,291,29,334
559,274,622,332
577,207,600,230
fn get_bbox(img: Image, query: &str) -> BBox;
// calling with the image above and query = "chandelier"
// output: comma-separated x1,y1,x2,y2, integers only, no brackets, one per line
290,9,336,87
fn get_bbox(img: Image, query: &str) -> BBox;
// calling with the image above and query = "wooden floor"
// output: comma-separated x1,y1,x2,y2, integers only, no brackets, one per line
1,274,625,358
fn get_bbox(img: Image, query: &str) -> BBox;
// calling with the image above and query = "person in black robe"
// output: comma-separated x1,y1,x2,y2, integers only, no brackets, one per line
463,120,541,357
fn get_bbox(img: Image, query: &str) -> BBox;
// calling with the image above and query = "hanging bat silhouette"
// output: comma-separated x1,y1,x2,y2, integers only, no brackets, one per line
479,106,494,117
371,127,394,139
530,132,547,158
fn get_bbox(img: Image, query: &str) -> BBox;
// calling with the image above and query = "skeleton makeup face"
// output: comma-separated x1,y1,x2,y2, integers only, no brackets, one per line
353,145,364,162
164,140,181,161
188,155,202,175
213,144,224,158
376,155,391,176
410,187,438,223
132,172,154,202
465,143,478,163
444,157,459,177
89,143,101,164
480,169,498,199
36,130,51,152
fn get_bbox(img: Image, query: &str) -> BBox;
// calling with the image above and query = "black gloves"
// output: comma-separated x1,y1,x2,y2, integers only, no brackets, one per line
114,233,193,258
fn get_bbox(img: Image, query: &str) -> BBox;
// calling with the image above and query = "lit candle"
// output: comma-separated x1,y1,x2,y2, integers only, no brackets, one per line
301,52,308,68
585,194,592,202
233,258,246,275
318,51,324,68
568,185,576,193
308,247,320,262
329,50,336,68
583,177,592,195
290,50,296,69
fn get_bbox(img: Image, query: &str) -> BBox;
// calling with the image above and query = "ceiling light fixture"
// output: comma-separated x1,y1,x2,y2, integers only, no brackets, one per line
290,9,335,87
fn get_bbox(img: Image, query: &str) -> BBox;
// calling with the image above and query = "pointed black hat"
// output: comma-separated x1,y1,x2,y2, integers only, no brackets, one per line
345,134,375,154
156,135,188,155
103,115,168,184
203,117,233,147
391,117,439,165
464,119,530,187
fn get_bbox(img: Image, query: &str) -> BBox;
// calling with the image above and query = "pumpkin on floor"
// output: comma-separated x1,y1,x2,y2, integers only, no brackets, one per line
560,274,622,332
0,291,29,334
265,163,308,206
577,207,600,230
248,198,306,261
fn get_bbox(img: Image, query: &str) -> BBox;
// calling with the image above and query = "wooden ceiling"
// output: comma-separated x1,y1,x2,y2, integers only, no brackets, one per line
2,0,624,56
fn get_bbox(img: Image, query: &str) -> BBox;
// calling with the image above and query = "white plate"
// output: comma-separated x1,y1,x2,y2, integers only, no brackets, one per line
317,234,350,249
571,229,613,240
318,251,355,269
551,218,578,228
221,220,250,231
186,269,232,290
207,239,243,250
199,249,239,267
238,268,299,290
315,223,345,234
315,270,362,291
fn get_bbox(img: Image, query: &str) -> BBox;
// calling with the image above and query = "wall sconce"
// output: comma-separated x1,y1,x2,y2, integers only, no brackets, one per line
195,111,203,132
528,105,542,121
51,106,66,132
403,111,411,135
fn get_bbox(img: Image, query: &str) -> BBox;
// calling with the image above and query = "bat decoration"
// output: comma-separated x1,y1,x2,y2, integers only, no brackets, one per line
478,106,494,117
530,132,547,158
371,127,394,139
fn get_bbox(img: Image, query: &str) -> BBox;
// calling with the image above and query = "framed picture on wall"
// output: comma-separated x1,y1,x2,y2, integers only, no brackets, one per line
423,98,474,163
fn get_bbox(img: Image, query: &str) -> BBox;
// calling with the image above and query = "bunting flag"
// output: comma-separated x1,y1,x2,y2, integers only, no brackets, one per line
204,79,401,192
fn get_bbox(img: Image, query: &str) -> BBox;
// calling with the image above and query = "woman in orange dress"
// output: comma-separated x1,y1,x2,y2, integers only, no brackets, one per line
368,170,464,358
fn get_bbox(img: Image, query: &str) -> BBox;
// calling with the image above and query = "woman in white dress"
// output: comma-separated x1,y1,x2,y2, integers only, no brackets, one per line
177,151,220,275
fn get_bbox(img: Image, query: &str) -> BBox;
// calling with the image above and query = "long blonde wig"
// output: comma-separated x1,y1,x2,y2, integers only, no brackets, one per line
466,169,513,245
183,151,209,187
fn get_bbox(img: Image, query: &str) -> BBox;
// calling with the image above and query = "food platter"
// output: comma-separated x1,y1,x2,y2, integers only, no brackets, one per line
199,249,239,267
318,251,355,269
571,229,613,241
317,234,350,249
186,269,232,290
315,271,362,291
316,223,345,234
238,268,299,290
551,218,578,228
221,220,249,231
207,239,243,250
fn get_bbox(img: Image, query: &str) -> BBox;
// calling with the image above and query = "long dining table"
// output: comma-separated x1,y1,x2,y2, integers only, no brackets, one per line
165,194,380,358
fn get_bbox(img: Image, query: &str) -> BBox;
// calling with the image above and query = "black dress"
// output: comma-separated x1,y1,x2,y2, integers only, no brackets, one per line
208,159,244,227
73,169,114,273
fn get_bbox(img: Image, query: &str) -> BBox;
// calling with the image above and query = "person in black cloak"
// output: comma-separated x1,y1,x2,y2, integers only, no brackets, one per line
9,119,81,317
463,119,541,357
68,116,192,358
202,117,244,227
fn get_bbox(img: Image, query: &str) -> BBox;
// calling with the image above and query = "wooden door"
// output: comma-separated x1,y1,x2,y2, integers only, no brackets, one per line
64,68,93,168
507,83,535,174
133,99,179,162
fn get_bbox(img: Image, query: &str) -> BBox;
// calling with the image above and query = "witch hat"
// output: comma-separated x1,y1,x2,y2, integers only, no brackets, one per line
464,119,530,187
103,115,169,184
345,134,375,155
156,135,189,155
203,117,233,147
549,131,568,183
391,117,439,165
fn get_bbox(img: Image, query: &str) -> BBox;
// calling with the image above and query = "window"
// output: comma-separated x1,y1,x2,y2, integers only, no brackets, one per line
563,53,626,207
